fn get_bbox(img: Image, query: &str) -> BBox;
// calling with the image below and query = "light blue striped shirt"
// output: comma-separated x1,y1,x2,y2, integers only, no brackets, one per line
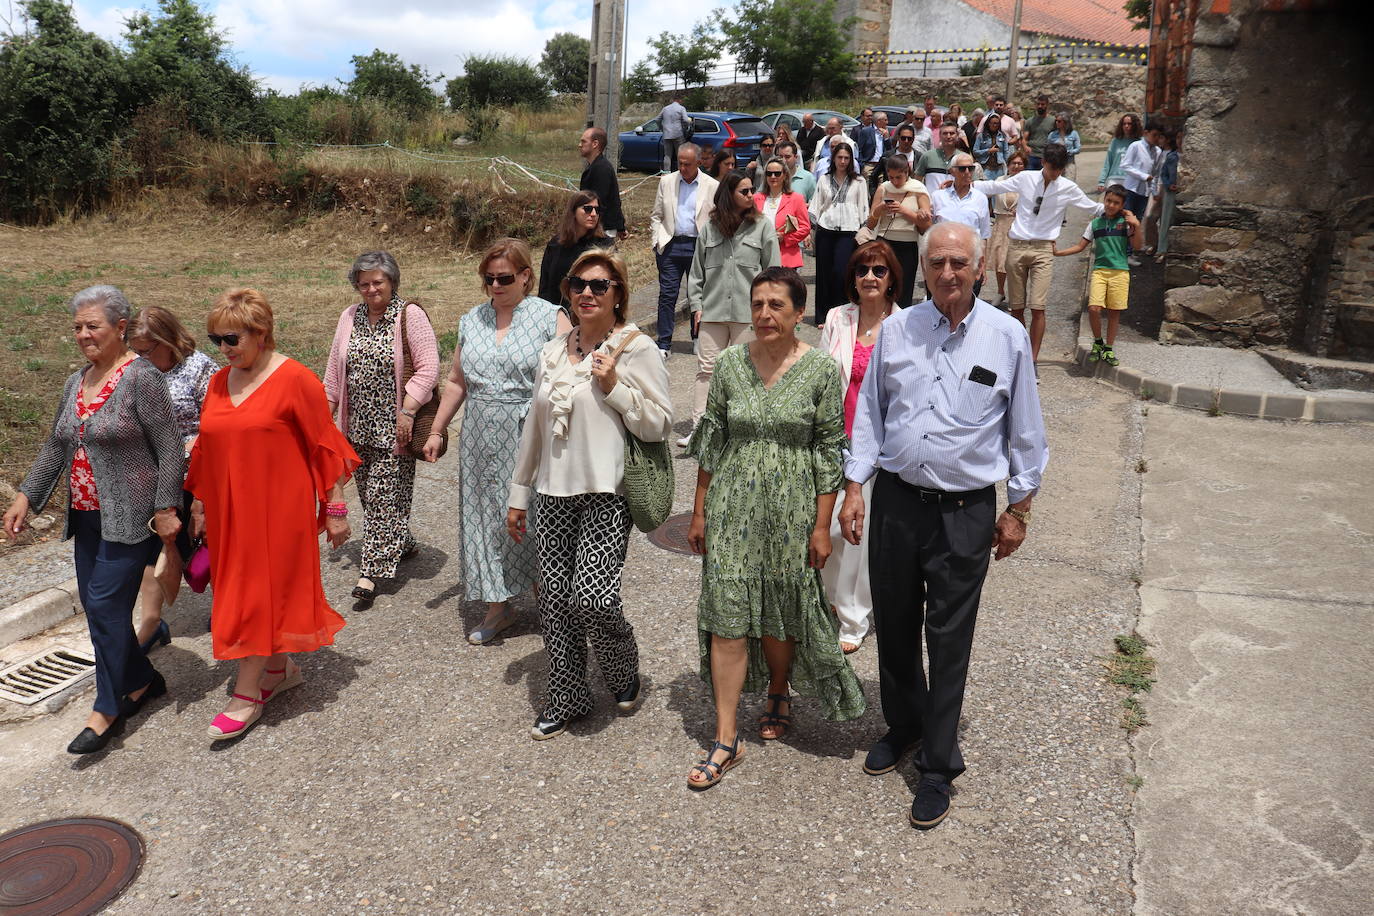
844,299,1048,503
674,173,700,237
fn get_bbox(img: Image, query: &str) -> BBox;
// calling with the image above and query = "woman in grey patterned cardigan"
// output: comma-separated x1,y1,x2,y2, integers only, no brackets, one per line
3,286,185,756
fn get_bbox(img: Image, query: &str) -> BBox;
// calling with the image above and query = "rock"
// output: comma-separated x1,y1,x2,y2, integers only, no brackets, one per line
1165,285,1266,324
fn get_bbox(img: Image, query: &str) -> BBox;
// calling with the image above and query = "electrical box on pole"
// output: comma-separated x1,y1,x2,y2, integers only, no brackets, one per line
586,0,625,169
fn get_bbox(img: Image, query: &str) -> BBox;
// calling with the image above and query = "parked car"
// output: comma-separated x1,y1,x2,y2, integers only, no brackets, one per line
617,111,772,172
761,109,860,135
867,104,949,127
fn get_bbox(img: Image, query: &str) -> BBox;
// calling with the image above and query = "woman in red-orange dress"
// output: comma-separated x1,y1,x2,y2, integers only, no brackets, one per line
187,288,360,741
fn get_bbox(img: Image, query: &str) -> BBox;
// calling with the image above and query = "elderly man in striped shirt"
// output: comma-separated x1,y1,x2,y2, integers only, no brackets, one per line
839,221,1049,830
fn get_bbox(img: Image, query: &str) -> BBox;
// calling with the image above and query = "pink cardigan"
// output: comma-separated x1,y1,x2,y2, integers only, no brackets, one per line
753,190,811,268
323,302,440,456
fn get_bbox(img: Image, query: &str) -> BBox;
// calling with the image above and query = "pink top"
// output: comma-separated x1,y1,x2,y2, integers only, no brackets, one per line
844,340,875,438
323,301,440,456
69,358,135,510
752,190,811,268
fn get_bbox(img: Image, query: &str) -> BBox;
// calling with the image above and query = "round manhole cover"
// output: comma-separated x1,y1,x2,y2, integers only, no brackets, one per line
0,817,143,916
646,512,697,556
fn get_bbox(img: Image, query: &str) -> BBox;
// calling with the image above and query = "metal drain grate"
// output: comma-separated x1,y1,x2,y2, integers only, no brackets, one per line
0,648,97,705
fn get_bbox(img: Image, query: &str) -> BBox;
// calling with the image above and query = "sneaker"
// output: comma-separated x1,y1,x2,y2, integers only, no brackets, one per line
659,348,670,363
614,674,644,713
1087,342,1103,363
909,774,952,829
1128,255,1143,268
531,714,569,741
1102,346,1119,367
863,730,918,775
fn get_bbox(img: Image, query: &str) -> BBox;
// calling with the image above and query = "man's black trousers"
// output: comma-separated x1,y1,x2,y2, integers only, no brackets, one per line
868,471,995,782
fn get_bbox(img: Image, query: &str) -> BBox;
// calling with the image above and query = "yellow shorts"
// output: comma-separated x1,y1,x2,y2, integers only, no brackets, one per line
1089,269,1130,311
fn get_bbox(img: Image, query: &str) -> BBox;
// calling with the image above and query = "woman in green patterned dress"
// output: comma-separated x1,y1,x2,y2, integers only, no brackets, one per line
423,239,571,644
685,266,865,790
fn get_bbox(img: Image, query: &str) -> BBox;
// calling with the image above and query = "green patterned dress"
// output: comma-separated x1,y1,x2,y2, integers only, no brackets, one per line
689,344,865,721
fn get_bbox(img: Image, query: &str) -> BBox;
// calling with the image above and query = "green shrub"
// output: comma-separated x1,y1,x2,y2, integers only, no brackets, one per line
682,87,711,111
959,54,991,77
622,62,661,105
449,55,550,110
347,49,440,116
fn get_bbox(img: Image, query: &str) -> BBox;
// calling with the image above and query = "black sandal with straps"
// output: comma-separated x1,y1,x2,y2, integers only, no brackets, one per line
687,736,745,791
758,693,792,740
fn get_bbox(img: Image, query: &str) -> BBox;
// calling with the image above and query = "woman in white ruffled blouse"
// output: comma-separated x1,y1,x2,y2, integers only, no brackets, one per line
506,249,672,741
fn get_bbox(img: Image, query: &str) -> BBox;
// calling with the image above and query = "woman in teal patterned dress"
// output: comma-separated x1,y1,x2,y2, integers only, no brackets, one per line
685,267,865,790
424,239,570,644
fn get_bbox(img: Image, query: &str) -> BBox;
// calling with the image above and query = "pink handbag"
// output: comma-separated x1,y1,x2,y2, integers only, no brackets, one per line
183,539,211,593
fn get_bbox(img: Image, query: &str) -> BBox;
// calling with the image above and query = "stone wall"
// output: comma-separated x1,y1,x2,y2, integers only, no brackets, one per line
1161,4,1374,352
640,62,1144,143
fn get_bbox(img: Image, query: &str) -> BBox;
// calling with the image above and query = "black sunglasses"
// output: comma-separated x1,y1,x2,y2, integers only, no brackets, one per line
952,165,975,172
856,264,889,278
483,273,518,287
580,204,601,214
208,332,242,347
567,276,618,296
1033,195,1045,215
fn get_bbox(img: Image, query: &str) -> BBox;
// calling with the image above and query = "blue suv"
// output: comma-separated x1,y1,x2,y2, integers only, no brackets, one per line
618,111,772,172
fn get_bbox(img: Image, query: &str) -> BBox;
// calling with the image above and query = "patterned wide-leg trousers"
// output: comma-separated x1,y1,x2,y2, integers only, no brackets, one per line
353,444,417,579
534,492,638,720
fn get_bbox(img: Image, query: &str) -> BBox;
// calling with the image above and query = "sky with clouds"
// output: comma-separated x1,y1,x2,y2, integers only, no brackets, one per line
68,0,742,94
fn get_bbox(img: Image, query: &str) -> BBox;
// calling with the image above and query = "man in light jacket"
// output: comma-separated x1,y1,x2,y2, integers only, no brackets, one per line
659,95,692,172
649,143,718,356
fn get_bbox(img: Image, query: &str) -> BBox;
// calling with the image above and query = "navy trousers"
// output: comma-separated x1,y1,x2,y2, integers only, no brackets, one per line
1124,191,1150,252
813,226,857,327
71,509,160,716
655,237,696,351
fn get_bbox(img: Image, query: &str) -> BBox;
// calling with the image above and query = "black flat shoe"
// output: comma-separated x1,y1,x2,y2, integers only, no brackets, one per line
139,620,170,654
351,583,376,602
863,730,919,776
121,670,167,718
614,675,644,713
67,717,125,755
909,775,952,829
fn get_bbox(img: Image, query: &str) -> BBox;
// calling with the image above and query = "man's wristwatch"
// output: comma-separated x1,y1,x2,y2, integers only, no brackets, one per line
1005,506,1031,525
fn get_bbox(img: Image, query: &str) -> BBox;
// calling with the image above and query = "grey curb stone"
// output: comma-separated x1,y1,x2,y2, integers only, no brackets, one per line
1219,390,1264,417
1312,397,1374,423
1263,394,1309,420
0,578,80,649
1175,384,1216,412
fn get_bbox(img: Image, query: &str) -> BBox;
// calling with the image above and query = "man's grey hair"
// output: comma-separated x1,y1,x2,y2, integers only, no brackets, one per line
919,220,984,267
914,108,927,119
826,117,842,130
70,285,132,328
907,106,920,116
350,250,401,293
678,142,700,157
875,111,889,122
951,152,976,168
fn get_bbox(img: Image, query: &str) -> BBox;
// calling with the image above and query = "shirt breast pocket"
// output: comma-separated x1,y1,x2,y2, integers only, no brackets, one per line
702,240,729,272
952,377,1001,425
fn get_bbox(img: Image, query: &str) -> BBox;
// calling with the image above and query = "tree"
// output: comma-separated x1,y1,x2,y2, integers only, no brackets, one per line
346,50,439,115
718,0,855,99
446,55,549,110
648,23,721,88
540,32,590,94
621,61,661,104
0,0,134,219
123,0,258,138
1124,0,1150,29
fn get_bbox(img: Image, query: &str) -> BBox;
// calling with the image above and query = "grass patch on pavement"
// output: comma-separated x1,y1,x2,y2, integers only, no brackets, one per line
1104,633,1156,732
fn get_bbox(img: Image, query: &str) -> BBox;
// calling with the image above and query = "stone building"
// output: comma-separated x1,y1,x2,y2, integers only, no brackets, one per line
1153,0,1374,367
841,0,1143,77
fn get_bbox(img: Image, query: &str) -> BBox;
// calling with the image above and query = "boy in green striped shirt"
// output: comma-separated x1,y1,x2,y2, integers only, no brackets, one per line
1054,185,1139,366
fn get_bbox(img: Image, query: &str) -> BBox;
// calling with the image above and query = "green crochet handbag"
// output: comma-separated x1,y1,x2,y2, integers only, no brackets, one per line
608,330,674,532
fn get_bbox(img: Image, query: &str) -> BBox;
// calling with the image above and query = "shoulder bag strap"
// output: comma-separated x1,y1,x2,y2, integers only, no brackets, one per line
609,328,641,361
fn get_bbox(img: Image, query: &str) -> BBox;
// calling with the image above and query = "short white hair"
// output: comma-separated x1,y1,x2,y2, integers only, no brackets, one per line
919,220,984,268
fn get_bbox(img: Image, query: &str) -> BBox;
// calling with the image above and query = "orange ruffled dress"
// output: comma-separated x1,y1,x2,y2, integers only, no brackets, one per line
186,359,361,660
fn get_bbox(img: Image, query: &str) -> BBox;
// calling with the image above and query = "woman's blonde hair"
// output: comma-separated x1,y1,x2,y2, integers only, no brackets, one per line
478,238,535,296
208,288,275,349
130,306,197,361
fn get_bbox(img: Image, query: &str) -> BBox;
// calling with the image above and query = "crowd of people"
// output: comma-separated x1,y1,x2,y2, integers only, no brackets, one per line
2,88,1177,830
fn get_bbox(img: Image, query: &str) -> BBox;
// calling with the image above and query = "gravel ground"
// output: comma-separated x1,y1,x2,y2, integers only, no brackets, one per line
0,212,1147,914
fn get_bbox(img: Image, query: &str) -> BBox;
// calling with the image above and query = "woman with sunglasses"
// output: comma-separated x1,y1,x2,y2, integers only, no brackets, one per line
684,266,864,789
1048,113,1081,183
682,170,781,447
1098,114,1142,192
809,137,868,328
324,251,440,604
506,250,671,739
425,239,569,644
744,135,777,188
818,242,903,653
754,155,811,270
538,191,611,311
127,305,218,653
188,288,360,741
4,286,184,755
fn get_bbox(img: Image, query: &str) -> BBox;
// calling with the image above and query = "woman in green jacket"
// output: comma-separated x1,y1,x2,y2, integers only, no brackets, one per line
1097,114,1142,192
681,170,781,447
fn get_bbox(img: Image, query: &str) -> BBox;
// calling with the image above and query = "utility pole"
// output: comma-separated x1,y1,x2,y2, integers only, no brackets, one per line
1005,0,1024,105
587,0,625,169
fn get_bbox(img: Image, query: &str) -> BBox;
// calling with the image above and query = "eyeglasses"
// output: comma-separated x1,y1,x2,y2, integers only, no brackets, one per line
357,280,389,291
855,264,889,278
580,204,601,214
567,276,618,296
483,273,518,287
208,332,243,347
130,342,156,356
1032,195,1044,215
765,170,784,177
952,165,975,172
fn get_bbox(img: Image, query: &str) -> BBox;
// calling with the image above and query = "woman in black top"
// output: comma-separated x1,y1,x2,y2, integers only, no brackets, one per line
538,191,610,309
